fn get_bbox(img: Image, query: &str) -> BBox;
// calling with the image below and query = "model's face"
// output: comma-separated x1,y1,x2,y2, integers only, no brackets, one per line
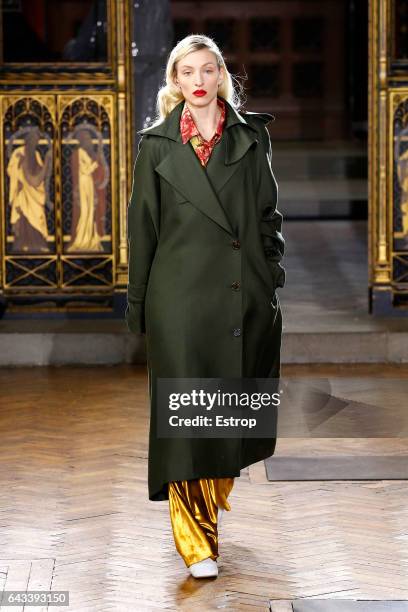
175,49,224,106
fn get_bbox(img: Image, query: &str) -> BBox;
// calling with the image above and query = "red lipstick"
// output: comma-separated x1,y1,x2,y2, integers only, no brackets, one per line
193,90,207,96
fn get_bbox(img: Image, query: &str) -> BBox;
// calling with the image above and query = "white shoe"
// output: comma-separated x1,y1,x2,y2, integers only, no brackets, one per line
189,557,218,578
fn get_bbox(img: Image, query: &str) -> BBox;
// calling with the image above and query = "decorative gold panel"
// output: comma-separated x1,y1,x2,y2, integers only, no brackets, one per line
0,0,132,313
369,0,408,312
1,94,115,293
390,90,408,291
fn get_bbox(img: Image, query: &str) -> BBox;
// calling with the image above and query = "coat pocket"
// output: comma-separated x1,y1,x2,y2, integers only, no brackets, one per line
271,292,279,309
272,262,286,289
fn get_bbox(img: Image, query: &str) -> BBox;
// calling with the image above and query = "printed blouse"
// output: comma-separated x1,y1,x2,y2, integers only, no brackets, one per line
180,96,226,167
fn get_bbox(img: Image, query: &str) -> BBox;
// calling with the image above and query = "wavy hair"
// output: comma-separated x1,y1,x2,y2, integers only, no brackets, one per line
146,34,245,128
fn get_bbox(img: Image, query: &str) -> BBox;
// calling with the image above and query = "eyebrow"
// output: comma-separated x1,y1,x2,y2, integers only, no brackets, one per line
179,62,216,69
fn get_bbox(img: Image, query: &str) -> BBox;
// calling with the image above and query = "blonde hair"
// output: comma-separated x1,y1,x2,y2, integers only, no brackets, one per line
146,34,245,128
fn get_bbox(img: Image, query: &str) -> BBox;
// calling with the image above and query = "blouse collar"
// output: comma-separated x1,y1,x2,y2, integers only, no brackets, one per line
180,96,226,145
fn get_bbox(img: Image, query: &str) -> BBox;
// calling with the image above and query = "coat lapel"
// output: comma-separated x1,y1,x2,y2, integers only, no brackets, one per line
155,139,235,235
137,98,274,236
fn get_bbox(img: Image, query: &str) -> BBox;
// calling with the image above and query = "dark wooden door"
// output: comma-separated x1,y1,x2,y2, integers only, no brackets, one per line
172,0,347,140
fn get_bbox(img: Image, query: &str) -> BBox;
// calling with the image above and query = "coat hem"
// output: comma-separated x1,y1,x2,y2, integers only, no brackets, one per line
148,444,276,502
148,468,242,502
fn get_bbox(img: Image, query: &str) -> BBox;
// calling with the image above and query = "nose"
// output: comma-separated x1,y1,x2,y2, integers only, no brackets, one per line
195,73,204,87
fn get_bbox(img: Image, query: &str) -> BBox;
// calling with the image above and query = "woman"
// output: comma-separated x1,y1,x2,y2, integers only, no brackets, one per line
67,128,104,253
7,127,52,253
126,34,286,578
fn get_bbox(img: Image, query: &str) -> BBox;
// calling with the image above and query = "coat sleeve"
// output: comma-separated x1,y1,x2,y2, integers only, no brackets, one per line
125,135,160,334
256,123,286,290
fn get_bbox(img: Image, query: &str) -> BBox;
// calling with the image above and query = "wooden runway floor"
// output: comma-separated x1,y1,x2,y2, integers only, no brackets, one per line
0,364,407,611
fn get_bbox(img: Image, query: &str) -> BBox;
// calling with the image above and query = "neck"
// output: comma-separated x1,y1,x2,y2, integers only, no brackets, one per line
185,96,220,132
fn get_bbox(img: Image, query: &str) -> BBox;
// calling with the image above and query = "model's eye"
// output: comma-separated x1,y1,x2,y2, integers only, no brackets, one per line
183,72,191,76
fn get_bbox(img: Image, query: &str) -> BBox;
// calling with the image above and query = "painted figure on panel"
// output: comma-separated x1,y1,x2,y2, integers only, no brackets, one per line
395,124,408,243
7,126,52,253
67,125,108,253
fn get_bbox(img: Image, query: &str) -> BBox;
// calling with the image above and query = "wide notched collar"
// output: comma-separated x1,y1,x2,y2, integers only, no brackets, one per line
136,98,275,236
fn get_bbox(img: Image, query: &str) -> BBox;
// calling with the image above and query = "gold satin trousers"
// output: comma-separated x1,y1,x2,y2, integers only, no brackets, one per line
168,477,234,567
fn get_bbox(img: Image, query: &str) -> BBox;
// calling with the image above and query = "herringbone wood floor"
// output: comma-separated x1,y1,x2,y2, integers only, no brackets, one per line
0,364,407,611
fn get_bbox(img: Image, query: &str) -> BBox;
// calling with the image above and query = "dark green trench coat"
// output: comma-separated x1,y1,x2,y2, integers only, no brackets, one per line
126,97,286,501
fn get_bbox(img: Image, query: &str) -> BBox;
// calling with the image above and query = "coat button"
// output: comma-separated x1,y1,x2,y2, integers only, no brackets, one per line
231,281,241,291
233,328,241,337
232,239,241,249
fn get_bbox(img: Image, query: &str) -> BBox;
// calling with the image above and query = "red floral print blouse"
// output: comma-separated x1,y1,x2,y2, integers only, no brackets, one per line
180,97,226,167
